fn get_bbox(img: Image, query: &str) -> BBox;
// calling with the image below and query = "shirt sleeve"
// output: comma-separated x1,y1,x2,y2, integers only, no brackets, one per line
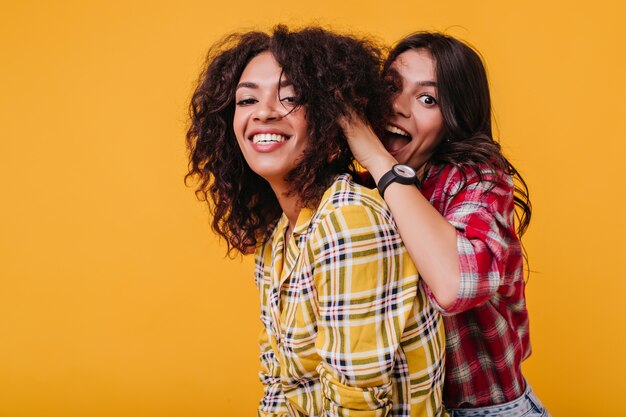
425,171,520,314
310,204,419,417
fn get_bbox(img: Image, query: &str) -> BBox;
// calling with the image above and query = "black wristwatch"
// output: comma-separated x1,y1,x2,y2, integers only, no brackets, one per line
377,164,418,197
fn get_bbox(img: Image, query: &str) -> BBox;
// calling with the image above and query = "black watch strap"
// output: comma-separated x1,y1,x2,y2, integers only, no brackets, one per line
377,164,418,197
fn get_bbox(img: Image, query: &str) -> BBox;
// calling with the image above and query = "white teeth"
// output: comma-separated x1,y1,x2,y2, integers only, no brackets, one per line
252,133,287,144
386,125,410,137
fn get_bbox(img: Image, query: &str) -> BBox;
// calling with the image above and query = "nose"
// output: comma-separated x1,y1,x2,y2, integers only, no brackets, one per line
392,93,411,118
253,97,282,122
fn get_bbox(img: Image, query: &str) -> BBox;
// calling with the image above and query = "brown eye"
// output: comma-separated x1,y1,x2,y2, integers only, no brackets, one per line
236,97,257,106
280,96,297,104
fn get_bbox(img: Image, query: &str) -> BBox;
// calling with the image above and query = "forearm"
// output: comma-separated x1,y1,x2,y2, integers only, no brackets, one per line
366,155,461,309
386,183,460,308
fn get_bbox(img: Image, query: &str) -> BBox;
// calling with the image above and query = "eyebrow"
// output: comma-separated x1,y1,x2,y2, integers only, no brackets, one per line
236,81,257,90
236,79,293,91
385,69,437,88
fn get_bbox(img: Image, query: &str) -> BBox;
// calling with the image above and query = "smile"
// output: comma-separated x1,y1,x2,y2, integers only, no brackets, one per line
386,124,411,138
251,133,288,144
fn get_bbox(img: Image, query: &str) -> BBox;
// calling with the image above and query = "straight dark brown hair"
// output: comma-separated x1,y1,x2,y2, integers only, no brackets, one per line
386,32,532,237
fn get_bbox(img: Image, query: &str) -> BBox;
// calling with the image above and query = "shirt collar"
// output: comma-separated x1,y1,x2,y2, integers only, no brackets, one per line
277,173,352,240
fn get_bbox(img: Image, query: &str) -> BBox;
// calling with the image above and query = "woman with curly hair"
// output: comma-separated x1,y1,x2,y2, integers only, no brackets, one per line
342,33,550,416
186,26,446,416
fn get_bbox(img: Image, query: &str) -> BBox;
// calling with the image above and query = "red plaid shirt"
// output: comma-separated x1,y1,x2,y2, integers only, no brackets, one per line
420,164,530,409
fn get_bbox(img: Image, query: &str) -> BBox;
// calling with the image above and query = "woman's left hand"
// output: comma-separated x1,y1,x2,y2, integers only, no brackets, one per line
339,113,397,182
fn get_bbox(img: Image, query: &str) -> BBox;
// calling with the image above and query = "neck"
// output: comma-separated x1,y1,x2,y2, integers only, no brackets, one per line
415,153,435,181
271,182,301,231
416,163,428,181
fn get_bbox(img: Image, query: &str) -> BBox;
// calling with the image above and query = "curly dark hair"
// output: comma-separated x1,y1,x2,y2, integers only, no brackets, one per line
386,32,532,237
186,25,390,255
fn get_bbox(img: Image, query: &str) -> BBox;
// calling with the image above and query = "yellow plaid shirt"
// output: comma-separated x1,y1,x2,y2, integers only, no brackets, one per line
255,174,446,417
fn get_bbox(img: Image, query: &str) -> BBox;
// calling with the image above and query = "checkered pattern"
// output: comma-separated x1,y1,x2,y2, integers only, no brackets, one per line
420,165,531,408
255,174,446,417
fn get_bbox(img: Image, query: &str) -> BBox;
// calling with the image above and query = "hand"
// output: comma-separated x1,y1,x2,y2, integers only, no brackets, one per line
339,112,397,182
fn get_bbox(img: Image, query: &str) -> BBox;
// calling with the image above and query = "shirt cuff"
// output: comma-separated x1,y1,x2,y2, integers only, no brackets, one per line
421,281,461,316
318,362,392,417
421,233,474,316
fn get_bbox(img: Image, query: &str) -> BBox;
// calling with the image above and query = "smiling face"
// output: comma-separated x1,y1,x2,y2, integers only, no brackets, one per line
383,49,445,172
233,52,309,193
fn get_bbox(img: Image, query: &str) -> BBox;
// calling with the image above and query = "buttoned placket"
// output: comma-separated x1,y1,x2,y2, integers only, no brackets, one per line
267,209,315,349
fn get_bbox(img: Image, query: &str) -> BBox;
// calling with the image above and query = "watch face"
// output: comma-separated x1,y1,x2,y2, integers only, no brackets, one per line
393,164,416,178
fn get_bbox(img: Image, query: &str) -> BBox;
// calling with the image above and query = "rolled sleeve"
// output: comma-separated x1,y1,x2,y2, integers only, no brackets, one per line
318,363,392,417
427,176,516,314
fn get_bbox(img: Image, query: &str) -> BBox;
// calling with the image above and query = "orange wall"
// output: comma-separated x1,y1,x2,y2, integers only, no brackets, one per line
1,1,624,416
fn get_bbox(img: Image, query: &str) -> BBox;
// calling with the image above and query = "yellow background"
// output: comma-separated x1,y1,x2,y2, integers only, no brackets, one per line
1,0,624,416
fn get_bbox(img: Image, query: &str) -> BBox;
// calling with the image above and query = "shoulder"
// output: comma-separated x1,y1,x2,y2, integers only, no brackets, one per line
306,175,408,268
304,174,401,250
314,174,395,227
424,163,513,200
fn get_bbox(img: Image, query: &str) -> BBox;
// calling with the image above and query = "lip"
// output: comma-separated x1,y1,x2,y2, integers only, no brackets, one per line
250,141,288,153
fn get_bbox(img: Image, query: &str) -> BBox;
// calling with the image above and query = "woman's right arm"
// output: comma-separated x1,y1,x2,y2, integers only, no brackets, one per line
342,116,517,312
341,117,461,309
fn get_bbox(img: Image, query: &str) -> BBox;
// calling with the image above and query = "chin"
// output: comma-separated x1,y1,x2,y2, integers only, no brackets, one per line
250,166,288,184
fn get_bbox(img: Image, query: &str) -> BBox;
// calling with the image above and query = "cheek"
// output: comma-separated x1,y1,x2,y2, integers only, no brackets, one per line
289,109,309,138
297,123,309,142
231,114,247,151
232,111,244,134
425,113,445,140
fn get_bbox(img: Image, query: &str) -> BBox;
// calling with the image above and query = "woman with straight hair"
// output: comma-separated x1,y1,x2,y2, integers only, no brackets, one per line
342,32,550,416
186,26,446,416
